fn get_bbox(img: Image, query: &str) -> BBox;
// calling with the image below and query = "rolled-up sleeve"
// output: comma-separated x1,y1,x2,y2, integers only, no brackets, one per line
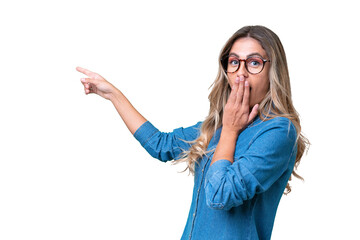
204,118,297,210
133,121,202,162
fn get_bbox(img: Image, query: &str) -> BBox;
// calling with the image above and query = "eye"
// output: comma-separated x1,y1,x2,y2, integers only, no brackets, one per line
247,58,263,68
228,57,239,66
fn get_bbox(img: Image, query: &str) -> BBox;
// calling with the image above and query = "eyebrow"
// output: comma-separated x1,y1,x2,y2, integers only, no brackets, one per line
229,52,265,58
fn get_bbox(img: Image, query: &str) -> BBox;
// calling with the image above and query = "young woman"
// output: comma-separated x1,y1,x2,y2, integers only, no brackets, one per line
77,25,309,240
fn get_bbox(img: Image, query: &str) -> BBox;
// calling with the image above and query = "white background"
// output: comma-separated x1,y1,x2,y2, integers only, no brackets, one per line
1,0,359,239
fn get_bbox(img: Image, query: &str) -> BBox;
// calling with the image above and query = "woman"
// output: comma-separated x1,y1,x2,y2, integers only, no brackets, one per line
77,25,309,240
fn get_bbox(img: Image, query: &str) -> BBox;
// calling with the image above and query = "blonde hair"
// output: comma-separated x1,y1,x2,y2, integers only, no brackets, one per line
175,26,309,194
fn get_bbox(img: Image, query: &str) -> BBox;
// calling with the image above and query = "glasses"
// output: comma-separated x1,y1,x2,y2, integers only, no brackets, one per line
221,55,270,74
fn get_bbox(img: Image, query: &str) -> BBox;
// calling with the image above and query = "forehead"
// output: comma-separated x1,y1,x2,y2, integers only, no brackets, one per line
229,37,267,58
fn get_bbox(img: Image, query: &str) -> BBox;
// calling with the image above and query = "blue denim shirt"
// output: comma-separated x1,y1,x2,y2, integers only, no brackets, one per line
134,116,297,240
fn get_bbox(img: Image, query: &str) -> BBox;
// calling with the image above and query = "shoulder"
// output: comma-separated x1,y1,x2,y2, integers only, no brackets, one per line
251,116,296,134
172,121,203,139
173,121,202,132
246,116,297,147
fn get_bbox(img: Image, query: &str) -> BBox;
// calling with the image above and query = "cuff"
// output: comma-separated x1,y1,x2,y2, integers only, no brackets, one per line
205,159,232,185
205,159,232,210
133,121,159,146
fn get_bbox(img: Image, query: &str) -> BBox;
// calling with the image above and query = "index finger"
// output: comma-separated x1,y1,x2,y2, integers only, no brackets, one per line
76,66,95,77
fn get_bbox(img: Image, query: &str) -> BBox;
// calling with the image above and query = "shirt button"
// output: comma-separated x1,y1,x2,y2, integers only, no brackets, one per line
202,168,204,173
193,213,196,217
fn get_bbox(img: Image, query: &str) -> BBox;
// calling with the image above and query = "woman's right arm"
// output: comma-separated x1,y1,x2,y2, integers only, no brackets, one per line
77,66,147,134
77,66,201,161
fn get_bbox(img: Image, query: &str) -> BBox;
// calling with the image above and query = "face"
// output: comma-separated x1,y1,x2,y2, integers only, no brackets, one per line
226,37,270,108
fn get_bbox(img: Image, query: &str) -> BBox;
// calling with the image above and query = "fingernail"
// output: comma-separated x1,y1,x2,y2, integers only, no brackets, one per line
235,77,240,83
81,78,85,82
240,76,244,82
245,81,249,86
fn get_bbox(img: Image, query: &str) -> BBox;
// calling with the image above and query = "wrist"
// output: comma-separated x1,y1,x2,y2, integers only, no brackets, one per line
218,129,239,150
221,127,241,138
108,88,123,103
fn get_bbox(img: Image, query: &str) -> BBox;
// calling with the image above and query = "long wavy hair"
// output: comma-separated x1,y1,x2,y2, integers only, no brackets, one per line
175,25,309,194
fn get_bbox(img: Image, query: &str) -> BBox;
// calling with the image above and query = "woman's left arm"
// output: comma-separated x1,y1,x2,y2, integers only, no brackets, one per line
205,119,297,210
211,76,258,166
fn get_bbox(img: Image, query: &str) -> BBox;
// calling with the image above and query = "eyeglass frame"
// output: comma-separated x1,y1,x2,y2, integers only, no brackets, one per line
221,55,271,75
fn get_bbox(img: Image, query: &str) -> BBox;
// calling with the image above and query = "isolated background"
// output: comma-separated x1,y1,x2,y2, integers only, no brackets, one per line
1,0,359,239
